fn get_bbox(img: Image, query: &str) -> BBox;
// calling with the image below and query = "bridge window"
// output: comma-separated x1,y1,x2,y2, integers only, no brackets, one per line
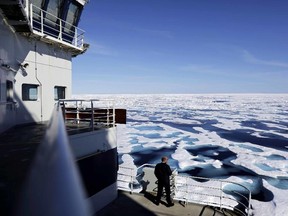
66,2,79,26
46,0,64,18
22,84,38,101
62,1,80,42
54,86,66,100
31,0,45,8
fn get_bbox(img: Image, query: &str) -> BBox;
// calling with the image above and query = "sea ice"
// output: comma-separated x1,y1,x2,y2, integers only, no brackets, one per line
78,93,288,216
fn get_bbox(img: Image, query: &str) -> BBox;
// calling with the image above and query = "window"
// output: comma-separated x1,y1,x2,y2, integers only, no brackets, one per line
62,2,80,43
46,0,64,22
22,84,38,101
54,86,66,100
31,0,45,8
6,80,13,102
66,3,79,27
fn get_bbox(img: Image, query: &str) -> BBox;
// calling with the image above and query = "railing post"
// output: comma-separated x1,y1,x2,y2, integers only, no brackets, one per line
76,101,80,124
30,3,33,28
74,28,78,47
130,168,133,194
61,101,66,122
247,192,251,216
107,105,109,126
91,100,94,130
113,100,115,127
81,37,84,48
59,19,62,40
220,181,223,210
185,176,188,206
40,10,43,34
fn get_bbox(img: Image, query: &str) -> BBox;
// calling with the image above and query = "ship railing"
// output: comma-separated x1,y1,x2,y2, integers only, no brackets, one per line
117,164,251,216
174,175,251,216
29,4,85,49
58,99,115,130
118,164,158,193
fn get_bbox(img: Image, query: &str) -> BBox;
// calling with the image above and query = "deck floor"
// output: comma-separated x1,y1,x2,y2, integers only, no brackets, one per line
97,191,238,216
0,124,46,215
0,122,103,216
1,124,240,216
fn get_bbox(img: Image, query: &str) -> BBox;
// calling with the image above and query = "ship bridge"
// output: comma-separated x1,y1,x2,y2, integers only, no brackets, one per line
0,0,88,56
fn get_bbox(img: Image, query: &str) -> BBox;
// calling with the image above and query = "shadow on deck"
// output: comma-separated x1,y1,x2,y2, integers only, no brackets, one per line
96,191,238,216
0,122,109,216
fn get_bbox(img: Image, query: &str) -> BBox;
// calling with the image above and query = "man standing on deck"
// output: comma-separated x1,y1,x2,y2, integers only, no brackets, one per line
154,156,174,207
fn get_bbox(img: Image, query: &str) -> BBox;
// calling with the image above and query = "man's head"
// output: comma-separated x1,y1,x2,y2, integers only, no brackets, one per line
161,156,168,163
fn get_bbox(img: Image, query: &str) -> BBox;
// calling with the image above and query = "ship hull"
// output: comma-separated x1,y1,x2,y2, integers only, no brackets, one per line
70,127,118,213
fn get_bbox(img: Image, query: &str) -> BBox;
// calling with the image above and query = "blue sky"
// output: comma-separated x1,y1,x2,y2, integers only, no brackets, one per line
72,0,288,94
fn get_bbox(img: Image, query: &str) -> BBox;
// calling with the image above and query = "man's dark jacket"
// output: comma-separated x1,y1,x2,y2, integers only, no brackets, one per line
154,162,172,184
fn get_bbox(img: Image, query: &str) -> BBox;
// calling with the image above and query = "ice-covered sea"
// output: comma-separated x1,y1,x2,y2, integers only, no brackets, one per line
76,94,288,216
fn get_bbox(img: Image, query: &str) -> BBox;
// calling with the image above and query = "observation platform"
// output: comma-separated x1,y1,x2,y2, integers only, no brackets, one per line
0,1,88,56
97,190,238,216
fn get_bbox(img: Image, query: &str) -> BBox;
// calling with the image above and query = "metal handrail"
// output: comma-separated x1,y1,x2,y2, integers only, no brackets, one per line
29,4,85,49
58,99,115,130
117,164,251,216
174,175,251,216
118,164,157,193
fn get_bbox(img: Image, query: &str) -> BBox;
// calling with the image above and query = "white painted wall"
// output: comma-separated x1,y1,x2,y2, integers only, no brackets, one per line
0,18,73,132
69,127,117,159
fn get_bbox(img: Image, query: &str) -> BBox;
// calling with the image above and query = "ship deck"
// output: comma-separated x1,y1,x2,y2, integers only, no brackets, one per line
0,122,104,215
0,123,241,216
97,190,238,216
0,124,43,215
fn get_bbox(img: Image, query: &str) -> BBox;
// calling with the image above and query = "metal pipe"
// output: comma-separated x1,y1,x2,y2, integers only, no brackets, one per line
34,43,43,121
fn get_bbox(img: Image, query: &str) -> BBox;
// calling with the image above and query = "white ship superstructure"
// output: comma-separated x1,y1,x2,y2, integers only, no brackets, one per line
0,0,88,133
0,1,125,215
